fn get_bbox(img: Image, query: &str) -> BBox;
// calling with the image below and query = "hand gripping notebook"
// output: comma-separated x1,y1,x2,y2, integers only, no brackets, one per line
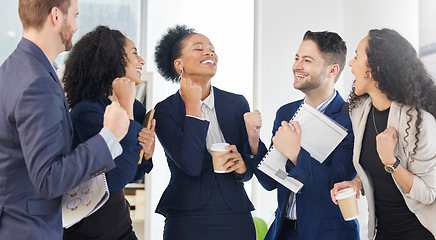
138,109,155,165
258,102,347,193
62,174,109,228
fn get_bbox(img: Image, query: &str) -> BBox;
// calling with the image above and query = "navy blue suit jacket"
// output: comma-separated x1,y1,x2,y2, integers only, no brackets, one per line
154,87,254,216
249,92,359,240
70,98,153,192
0,38,116,239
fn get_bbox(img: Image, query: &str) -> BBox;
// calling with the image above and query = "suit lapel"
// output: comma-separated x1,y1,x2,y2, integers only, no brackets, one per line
213,87,232,143
213,87,235,144
323,91,344,118
351,97,372,161
19,38,73,134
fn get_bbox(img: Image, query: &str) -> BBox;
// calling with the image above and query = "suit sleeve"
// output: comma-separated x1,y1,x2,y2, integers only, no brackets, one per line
234,95,254,182
16,76,115,199
72,102,144,189
247,109,282,191
154,101,210,177
288,113,356,191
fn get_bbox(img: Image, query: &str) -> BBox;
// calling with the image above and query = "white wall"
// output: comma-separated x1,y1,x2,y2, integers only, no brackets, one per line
145,1,420,240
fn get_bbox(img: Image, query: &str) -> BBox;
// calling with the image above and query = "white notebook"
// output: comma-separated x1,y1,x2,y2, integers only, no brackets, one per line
62,174,109,228
258,102,348,193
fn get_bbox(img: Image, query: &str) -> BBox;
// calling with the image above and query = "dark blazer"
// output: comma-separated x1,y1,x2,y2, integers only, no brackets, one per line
70,98,153,192
0,38,116,239
154,87,254,216
248,92,359,240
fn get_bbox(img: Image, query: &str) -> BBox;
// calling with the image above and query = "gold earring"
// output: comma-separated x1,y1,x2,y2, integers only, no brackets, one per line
178,68,184,81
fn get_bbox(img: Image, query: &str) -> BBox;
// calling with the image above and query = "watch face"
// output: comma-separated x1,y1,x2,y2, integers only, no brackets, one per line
384,165,395,173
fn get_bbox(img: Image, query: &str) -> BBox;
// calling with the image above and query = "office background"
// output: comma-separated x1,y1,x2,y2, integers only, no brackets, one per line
1,1,435,239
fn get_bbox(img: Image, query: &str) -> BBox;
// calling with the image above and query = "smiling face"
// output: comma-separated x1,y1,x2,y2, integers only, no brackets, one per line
349,36,375,96
59,0,79,51
292,40,329,93
175,34,218,80
124,38,145,85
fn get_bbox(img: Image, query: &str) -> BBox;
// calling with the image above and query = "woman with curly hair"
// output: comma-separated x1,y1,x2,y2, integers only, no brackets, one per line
331,28,436,240
62,25,155,240
153,25,256,240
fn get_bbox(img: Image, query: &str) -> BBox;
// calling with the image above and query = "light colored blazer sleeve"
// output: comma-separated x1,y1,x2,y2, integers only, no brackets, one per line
389,102,436,205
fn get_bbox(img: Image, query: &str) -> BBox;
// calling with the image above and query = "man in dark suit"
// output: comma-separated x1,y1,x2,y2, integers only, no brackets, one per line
244,31,359,239
0,0,130,239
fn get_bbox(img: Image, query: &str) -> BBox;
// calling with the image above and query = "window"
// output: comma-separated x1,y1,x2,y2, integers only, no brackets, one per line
419,0,436,78
56,0,143,69
0,2,21,64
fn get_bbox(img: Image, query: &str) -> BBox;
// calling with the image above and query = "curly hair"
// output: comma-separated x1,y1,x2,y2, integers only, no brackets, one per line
62,25,127,108
303,30,347,82
349,28,436,155
154,25,197,82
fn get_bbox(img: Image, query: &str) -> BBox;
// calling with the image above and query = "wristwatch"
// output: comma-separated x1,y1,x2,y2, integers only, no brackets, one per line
384,157,401,173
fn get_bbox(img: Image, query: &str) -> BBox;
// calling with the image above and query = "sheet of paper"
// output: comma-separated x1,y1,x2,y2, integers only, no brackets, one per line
62,174,109,228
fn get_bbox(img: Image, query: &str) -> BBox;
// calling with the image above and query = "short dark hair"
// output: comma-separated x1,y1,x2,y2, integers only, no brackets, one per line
19,0,71,30
303,30,347,82
154,25,197,82
62,25,127,108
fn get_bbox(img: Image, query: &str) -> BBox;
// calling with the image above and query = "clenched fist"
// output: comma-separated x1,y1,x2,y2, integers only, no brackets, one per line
103,101,130,142
112,77,136,119
244,110,262,154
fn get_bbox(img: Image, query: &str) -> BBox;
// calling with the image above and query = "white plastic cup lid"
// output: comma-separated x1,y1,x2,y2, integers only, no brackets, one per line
335,187,357,200
210,143,230,152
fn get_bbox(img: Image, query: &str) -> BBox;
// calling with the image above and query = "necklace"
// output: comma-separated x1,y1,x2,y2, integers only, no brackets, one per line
372,105,379,135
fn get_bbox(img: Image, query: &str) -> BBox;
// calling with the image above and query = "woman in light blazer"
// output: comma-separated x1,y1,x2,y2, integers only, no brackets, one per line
331,28,436,240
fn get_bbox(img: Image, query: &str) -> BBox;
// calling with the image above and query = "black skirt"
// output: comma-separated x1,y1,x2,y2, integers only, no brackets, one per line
63,190,137,240
163,181,255,240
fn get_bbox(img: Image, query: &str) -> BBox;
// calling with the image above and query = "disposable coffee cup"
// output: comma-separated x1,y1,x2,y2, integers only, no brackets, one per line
335,187,359,221
210,143,230,173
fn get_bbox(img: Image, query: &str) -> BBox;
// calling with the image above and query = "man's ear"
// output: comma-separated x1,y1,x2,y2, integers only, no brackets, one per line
328,64,340,78
49,7,60,28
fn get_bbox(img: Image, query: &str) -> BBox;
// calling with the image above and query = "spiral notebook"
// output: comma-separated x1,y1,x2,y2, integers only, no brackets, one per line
62,174,109,228
258,102,347,193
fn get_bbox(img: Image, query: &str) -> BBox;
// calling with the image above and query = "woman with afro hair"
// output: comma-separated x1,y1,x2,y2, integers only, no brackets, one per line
153,25,256,240
331,29,436,240
62,25,155,240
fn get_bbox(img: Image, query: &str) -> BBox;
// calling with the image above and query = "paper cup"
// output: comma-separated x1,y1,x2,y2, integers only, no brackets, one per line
210,143,230,173
336,187,359,221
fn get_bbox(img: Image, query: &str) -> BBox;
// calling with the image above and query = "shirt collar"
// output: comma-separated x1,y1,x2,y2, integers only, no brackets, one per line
42,51,58,75
303,90,337,113
201,86,215,110
316,90,337,113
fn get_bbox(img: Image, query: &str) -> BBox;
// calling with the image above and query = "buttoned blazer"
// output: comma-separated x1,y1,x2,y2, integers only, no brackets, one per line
154,87,254,216
249,92,359,240
0,38,116,239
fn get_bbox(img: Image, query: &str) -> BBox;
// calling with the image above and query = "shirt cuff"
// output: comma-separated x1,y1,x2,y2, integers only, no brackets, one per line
99,127,123,159
186,115,205,121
